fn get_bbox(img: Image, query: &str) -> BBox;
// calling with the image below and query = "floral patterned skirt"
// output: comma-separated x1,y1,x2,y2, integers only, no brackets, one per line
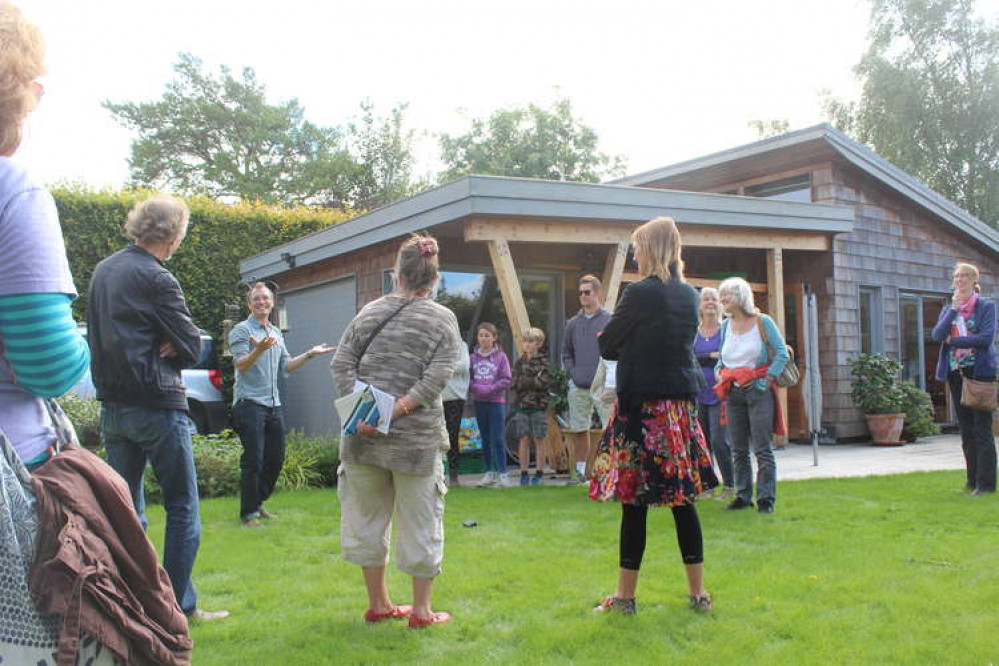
589,398,718,507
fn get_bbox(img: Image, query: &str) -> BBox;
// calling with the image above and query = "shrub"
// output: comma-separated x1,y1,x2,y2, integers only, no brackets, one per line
58,394,102,448
280,430,340,489
850,353,906,414
899,380,941,441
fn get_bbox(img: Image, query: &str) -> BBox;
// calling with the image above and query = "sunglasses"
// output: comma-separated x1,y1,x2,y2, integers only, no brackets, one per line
579,289,593,295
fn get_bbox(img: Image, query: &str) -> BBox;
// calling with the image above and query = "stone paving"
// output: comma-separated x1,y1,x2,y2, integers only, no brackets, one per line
457,434,969,487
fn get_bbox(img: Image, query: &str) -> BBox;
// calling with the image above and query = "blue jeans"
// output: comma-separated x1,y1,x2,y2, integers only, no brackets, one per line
234,401,286,519
725,386,777,505
698,402,734,488
102,404,201,613
474,401,507,473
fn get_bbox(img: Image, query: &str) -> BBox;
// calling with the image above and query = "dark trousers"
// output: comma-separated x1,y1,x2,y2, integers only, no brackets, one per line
948,372,997,492
443,399,465,480
619,503,703,570
234,401,287,519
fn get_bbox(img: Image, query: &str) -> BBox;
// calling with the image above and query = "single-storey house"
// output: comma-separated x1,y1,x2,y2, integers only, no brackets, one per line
239,123,999,441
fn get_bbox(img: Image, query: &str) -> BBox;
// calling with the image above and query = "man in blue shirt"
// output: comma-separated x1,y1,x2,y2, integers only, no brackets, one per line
230,282,335,527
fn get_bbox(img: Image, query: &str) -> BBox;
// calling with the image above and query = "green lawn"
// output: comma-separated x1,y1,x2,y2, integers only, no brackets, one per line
145,471,999,665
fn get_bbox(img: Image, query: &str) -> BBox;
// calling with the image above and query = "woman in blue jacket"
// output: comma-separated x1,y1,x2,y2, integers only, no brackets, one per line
931,263,997,495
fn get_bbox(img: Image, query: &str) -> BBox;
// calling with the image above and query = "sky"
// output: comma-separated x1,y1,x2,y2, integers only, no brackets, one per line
11,0,999,190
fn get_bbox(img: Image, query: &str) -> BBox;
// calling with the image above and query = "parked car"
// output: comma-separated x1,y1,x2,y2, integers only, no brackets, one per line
69,326,229,435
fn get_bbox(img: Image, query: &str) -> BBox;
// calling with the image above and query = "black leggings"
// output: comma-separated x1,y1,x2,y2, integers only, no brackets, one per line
619,503,703,570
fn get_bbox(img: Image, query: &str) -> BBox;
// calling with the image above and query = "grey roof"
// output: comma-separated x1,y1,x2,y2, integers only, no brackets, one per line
612,123,999,254
240,175,854,281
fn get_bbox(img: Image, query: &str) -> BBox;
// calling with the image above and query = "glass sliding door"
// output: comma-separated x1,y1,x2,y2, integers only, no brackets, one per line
898,292,949,421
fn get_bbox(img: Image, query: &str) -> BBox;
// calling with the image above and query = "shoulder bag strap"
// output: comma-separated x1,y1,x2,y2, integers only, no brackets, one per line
356,298,413,363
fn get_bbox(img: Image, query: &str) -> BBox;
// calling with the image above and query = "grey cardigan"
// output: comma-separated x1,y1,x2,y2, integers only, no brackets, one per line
331,294,461,474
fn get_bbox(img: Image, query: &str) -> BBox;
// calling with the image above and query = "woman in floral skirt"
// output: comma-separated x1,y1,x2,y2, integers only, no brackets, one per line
589,216,718,614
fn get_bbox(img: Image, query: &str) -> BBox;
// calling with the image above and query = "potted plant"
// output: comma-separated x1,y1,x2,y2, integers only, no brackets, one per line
850,353,907,445
899,379,941,442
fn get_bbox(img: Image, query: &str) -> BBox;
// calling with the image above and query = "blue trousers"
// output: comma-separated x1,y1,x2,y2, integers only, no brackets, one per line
474,401,507,473
102,404,201,613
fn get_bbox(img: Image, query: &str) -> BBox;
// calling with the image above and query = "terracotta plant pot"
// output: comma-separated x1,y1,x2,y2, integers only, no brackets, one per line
865,413,905,446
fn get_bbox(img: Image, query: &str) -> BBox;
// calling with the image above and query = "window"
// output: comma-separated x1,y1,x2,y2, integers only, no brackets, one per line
382,270,393,295
745,174,811,202
859,286,884,354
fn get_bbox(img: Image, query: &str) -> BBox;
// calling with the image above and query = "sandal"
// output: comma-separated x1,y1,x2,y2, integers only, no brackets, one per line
364,605,413,623
688,593,713,612
408,611,451,628
592,596,636,615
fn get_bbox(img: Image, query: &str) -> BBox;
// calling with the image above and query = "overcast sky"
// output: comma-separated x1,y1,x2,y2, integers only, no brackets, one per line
11,0,999,189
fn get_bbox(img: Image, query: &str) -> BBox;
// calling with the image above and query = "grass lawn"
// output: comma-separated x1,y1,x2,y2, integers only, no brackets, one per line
144,470,999,665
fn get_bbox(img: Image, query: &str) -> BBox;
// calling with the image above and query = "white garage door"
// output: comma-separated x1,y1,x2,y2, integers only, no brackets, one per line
280,277,356,436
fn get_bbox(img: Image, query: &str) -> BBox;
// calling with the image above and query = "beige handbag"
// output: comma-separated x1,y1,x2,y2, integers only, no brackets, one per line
960,376,997,412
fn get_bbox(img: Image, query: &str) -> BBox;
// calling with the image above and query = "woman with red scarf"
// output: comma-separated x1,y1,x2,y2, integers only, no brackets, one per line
932,263,997,495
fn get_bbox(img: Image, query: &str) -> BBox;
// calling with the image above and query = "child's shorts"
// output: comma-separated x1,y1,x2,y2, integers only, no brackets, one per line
510,410,548,439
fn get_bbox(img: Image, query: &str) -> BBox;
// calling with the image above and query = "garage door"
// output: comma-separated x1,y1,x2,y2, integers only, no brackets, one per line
280,277,356,436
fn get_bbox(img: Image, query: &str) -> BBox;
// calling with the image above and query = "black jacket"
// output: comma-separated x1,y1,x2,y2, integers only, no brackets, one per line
598,275,704,402
86,245,200,411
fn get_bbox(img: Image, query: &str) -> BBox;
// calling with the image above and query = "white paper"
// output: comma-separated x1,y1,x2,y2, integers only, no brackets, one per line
353,380,396,434
603,360,617,390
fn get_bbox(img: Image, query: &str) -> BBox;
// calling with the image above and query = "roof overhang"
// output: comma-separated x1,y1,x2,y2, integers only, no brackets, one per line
240,175,854,281
612,123,999,256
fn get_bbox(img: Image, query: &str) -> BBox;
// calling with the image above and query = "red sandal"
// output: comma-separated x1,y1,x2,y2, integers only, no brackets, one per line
408,611,452,628
364,605,413,623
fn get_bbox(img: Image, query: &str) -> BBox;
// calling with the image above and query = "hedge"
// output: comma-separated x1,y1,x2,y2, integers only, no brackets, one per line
54,187,356,340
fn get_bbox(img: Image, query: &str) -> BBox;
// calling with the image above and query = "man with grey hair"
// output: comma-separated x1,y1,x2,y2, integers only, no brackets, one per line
87,194,228,621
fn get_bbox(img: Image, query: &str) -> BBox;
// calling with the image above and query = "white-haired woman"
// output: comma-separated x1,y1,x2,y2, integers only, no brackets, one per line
695,287,734,500
714,277,789,514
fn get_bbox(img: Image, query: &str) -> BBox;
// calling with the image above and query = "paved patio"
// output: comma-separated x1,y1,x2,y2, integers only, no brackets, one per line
456,434,969,487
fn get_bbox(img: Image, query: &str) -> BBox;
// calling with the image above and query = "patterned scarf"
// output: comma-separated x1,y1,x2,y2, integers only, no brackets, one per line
951,292,979,362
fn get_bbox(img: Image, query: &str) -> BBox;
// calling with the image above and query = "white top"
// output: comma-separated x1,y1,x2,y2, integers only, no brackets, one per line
721,323,763,370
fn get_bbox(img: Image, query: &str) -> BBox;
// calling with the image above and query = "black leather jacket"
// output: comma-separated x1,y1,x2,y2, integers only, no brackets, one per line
86,245,201,411
598,275,704,404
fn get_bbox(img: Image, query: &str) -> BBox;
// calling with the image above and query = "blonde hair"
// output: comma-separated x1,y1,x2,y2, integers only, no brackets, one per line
394,233,439,294
523,327,546,344
954,262,981,294
476,321,498,338
698,286,720,324
579,274,601,292
124,194,190,244
631,216,684,281
0,1,45,156
718,277,758,316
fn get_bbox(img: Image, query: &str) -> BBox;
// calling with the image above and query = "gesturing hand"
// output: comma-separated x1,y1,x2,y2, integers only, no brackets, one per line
249,335,278,353
309,343,337,357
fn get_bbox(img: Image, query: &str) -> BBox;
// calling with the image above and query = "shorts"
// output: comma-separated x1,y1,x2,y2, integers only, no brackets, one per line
510,410,548,439
567,382,615,432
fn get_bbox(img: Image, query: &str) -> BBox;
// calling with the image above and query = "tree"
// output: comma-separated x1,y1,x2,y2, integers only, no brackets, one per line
438,97,625,183
105,53,357,207
748,118,790,140
825,0,999,225
346,100,421,210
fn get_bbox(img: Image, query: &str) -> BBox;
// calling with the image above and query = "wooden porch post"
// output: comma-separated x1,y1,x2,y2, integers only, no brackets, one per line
601,242,629,312
487,239,531,349
767,247,788,443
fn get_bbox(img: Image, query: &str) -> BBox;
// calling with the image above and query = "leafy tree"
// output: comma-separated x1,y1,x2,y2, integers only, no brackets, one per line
825,0,999,225
438,97,625,183
346,100,421,210
104,53,357,207
748,118,790,139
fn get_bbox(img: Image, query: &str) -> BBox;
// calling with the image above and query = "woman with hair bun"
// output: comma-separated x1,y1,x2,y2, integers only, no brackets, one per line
932,262,997,495
332,233,462,628
589,216,717,615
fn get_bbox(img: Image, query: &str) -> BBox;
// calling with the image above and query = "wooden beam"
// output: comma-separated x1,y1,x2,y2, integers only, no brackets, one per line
686,277,768,293
767,247,788,444
466,219,830,251
466,220,631,245
680,227,829,251
486,239,531,349
601,242,629,312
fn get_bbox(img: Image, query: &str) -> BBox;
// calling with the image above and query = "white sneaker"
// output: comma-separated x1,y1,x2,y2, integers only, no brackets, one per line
477,471,497,487
497,473,513,487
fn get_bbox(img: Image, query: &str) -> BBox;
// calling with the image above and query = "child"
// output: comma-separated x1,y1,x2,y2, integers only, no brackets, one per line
511,328,551,486
469,323,512,487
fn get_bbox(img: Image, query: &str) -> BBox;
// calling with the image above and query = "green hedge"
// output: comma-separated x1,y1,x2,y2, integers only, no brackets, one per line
54,187,355,340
